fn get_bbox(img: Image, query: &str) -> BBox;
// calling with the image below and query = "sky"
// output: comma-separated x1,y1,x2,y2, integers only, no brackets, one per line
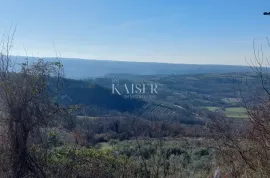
0,0,270,65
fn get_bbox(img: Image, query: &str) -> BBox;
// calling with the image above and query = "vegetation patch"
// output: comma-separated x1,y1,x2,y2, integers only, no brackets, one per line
224,107,248,118
204,106,219,112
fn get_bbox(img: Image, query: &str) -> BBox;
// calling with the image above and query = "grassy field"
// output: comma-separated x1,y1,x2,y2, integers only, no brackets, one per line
225,107,248,118
205,106,248,118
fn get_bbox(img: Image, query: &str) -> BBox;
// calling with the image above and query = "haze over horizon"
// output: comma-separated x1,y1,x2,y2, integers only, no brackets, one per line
1,0,270,65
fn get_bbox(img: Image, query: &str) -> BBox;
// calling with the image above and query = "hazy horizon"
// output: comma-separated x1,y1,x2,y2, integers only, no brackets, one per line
13,55,254,67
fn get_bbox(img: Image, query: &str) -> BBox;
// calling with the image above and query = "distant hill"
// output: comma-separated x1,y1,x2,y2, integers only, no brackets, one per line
59,78,145,113
56,78,204,125
12,56,252,79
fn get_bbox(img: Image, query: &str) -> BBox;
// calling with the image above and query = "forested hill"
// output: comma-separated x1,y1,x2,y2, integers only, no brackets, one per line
59,78,146,113
56,78,204,125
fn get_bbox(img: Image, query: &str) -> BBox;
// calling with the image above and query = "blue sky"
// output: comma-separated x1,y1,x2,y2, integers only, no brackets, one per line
0,0,270,65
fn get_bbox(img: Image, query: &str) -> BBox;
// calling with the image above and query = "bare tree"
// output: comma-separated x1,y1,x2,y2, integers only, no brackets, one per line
207,39,270,177
0,29,64,178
